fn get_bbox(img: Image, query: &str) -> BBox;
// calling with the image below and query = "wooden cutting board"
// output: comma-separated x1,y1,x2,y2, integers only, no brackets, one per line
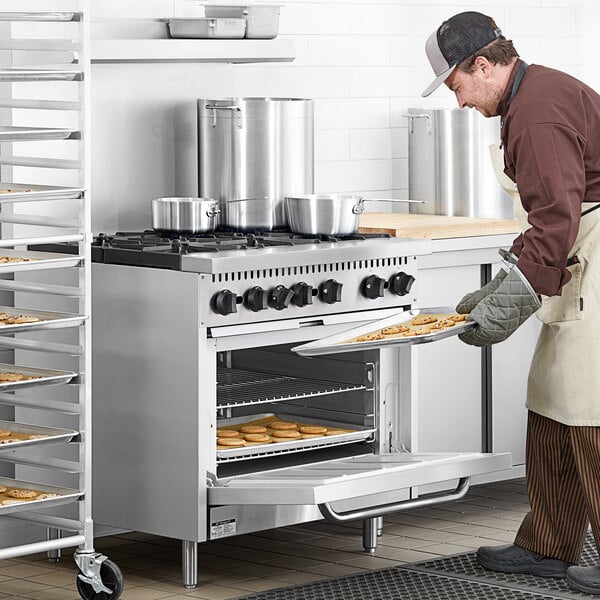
358,213,519,239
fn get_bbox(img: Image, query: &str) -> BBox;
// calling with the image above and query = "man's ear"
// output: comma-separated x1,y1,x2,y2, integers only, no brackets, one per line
472,55,493,78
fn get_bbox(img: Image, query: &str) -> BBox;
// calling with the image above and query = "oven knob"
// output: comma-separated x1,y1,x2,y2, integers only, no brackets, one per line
268,285,294,310
361,275,387,299
244,286,269,312
291,282,315,307
212,289,240,315
319,279,343,304
389,272,416,296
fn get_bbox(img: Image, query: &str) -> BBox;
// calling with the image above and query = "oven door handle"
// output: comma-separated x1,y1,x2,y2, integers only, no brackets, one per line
318,477,470,523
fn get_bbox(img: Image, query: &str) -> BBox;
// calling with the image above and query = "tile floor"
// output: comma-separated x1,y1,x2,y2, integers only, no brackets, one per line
0,478,531,600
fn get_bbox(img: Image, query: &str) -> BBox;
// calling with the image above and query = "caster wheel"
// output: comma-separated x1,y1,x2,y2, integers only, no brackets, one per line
76,558,124,600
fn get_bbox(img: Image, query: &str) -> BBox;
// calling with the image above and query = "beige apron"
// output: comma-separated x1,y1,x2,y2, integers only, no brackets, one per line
490,142,600,425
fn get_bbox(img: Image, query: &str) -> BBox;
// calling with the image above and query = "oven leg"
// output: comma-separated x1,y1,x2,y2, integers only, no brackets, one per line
376,516,384,537
182,540,198,588
362,518,378,554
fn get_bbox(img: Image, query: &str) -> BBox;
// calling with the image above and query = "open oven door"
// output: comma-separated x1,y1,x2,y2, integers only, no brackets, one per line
208,451,512,521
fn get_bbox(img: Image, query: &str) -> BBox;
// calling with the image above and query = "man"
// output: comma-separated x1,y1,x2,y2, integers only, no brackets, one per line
422,11,600,595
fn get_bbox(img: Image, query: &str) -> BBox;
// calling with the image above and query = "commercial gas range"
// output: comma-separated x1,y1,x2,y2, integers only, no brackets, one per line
35,230,511,588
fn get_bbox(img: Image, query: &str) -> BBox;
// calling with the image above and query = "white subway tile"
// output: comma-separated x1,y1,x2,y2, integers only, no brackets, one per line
308,36,390,67
315,130,350,162
315,98,390,130
506,7,577,37
349,129,391,161
391,36,427,67
391,158,408,191
279,4,350,35
93,0,173,18
315,160,391,193
576,8,600,37
262,67,349,98
350,67,428,98
391,128,408,160
232,67,266,97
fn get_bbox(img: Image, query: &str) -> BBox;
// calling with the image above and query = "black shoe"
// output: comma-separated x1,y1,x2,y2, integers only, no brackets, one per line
566,566,600,594
476,544,571,577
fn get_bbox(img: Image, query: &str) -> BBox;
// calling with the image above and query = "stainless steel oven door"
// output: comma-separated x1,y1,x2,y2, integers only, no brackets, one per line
209,451,511,521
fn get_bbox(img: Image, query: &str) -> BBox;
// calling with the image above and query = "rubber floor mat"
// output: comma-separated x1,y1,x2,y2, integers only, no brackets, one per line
234,534,598,600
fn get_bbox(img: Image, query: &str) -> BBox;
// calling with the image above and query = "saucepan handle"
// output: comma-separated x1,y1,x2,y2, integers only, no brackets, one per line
352,197,426,214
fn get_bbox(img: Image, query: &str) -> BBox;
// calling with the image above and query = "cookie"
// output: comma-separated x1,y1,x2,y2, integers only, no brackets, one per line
0,312,8,320
37,493,59,500
4,315,40,325
0,372,25,382
299,425,327,435
0,438,16,444
381,325,409,335
271,430,301,439
0,485,6,493
240,425,267,434
244,433,270,443
412,315,438,326
1,499,24,505
0,429,10,437
449,314,467,322
269,421,297,431
216,429,239,438
402,331,418,337
356,333,384,342
217,437,246,447
7,488,38,499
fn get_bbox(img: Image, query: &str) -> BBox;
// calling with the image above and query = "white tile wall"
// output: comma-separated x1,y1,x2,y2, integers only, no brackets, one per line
88,0,600,224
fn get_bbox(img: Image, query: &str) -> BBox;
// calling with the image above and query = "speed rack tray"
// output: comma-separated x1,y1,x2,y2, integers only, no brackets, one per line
0,306,86,334
217,413,375,461
0,363,76,390
0,420,77,452
0,249,81,273
0,476,81,516
0,183,84,203
292,307,475,357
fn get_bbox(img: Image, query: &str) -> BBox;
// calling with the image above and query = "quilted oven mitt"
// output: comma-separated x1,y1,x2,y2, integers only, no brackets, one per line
456,267,509,314
458,266,541,347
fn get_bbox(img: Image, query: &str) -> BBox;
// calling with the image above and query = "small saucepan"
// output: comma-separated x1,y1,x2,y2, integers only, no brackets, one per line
284,194,426,236
152,197,220,234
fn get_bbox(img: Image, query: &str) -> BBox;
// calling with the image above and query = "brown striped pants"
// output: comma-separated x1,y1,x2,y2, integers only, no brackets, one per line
514,411,600,564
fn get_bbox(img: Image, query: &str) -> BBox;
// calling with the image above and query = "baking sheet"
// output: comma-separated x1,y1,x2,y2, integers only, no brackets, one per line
0,184,84,203
0,420,77,453
0,249,81,273
0,126,76,141
0,69,81,82
0,363,76,391
0,12,78,22
217,413,374,460
0,476,81,516
292,307,475,357
0,306,86,334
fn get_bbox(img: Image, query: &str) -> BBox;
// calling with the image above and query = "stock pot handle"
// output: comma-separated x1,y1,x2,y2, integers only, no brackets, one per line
318,476,470,523
205,104,243,128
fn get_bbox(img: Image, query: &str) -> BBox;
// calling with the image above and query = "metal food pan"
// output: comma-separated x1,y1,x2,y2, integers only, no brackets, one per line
168,18,246,38
0,420,77,453
217,413,375,460
292,307,475,357
0,184,84,203
0,306,86,334
0,363,76,391
0,126,76,141
0,476,81,516
0,249,81,273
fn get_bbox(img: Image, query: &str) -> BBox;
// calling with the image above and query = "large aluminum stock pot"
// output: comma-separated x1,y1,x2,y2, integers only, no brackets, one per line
285,194,425,235
198,97,314,231
152,197,219,233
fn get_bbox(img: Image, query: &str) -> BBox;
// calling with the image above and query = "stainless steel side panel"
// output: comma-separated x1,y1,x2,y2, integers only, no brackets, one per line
209,451,512,506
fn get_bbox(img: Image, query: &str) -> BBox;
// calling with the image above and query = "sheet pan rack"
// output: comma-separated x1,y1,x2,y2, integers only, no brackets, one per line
0,5,123,598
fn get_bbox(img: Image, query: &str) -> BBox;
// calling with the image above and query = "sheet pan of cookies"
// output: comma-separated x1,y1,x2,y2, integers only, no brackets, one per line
0,363,76,390
0,477,81,516
217,413,375,460
0,306,86,334
292,307,475,357
0,249,81,273
0,420,77,452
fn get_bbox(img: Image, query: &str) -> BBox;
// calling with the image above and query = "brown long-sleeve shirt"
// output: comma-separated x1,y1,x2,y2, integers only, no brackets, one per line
499,59,600,296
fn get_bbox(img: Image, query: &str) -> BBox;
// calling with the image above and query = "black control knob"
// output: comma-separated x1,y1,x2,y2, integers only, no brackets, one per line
319,279,343,304
389,272,415,296
268,285,294,311
291,282,315,307
361,275,387,299
244,286,269,312
212,289,240,316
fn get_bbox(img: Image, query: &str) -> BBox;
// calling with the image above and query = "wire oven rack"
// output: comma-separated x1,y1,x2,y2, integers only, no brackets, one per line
0,5,123,599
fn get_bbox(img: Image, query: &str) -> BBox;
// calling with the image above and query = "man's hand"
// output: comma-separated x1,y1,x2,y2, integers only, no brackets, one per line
458,266,541,347
456,267,509,314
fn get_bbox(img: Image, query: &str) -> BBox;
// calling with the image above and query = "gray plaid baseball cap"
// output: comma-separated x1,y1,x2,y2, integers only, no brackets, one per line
422,11,503,97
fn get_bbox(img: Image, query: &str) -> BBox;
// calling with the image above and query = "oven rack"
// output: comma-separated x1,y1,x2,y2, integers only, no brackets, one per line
217,368,366,409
